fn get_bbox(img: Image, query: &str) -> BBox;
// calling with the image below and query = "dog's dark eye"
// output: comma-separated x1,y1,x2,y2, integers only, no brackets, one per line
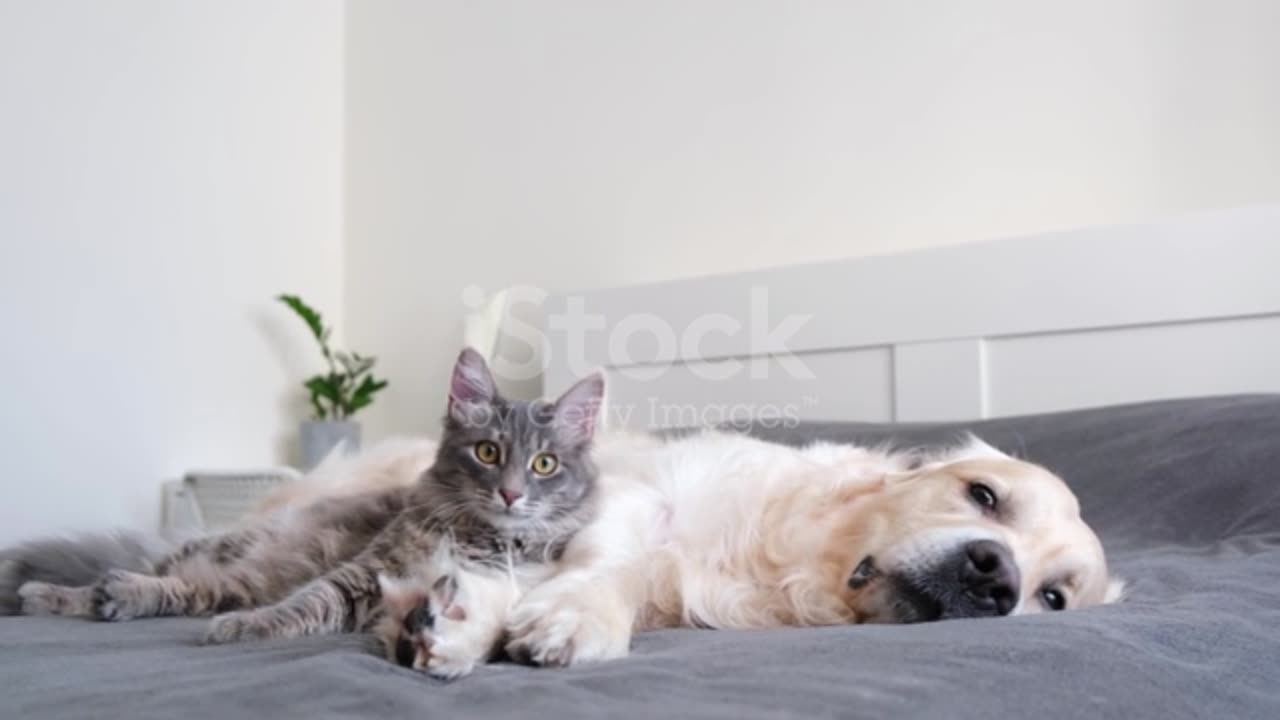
968,482,998,511
1040,587,1066,611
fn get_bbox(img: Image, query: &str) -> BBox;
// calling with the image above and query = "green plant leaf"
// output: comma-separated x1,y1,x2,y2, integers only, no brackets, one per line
305,375,343,405
336,351,375,379
304,373,342,419
280,294,386,416
346,374,389,417
276,294,326,344
308,389,327,419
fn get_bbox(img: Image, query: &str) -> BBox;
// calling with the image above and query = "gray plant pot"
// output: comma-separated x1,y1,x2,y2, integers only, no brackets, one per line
300,420,361,471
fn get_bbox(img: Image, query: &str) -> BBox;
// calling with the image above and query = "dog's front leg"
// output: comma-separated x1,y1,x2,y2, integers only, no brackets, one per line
504,567,639,667
505,474,661,666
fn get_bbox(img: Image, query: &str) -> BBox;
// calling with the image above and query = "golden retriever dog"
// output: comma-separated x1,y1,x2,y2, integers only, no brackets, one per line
500,431,1123,666
283,427,1122,670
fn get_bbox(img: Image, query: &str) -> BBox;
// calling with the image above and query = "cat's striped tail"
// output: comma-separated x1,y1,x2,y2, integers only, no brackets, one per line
0,532,172,615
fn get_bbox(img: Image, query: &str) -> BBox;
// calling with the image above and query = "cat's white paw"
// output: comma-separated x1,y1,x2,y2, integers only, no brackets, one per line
504,594,631,667
419,618,481,681
407,606,486,680
383,572,489,680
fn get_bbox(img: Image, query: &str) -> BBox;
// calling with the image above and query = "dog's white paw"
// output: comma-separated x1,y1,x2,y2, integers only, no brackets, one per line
504,596,631,667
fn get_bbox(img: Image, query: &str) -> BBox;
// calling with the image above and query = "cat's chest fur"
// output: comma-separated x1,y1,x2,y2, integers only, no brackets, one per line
396,493,575,569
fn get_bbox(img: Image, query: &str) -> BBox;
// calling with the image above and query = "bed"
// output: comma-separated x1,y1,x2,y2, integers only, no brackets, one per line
4,207,1280,718
3,395,1280,719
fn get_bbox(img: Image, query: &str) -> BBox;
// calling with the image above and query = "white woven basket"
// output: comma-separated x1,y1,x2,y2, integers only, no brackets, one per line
169,468,300,537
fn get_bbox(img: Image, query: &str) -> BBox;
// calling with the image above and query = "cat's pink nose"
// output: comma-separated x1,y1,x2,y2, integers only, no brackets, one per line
499,488,523,507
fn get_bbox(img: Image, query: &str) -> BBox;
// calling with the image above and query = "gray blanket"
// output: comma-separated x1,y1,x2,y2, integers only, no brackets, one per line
3,396,1279,719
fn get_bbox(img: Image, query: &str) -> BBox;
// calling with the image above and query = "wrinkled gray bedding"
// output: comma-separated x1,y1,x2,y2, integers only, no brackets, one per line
3,395,1279,720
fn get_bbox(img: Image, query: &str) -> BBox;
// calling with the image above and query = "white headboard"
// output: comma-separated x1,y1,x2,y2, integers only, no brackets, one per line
543,205,1280,430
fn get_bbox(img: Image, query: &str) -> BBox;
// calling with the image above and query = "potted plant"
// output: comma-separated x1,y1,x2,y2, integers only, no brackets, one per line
277,294,388,469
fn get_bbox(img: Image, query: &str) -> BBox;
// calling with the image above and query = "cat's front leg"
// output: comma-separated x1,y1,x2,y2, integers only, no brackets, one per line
203,608,287,643
205,510,429,644
203,561,377,644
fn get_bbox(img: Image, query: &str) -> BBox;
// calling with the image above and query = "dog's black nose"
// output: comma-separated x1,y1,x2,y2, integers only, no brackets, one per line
960,540,1020,616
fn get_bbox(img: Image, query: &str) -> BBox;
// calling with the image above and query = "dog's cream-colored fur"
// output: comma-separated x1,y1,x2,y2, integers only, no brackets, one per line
252,437,439,515
266,430,1120,666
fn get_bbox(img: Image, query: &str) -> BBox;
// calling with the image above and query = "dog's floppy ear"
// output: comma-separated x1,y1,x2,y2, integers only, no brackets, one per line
885,435,1012,485
905,434,1009,474
1103,577,1127,604
944,434,1009,462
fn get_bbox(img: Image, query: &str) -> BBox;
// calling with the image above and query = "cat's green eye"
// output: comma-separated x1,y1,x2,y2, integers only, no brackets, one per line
531,453,559,476
474,441,501,465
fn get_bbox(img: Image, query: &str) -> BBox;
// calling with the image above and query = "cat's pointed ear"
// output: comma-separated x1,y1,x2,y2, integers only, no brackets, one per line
551,372,605,447
448,347,497,423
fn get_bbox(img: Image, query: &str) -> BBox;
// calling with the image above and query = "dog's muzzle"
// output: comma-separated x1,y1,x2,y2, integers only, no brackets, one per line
887,539,1022,622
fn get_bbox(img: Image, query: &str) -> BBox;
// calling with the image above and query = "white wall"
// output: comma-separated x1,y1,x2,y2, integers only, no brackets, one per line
0,1,345,544
4,1,1279,542
345,0,1280,438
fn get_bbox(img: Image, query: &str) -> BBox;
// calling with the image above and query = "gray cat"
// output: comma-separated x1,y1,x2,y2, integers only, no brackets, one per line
11,348,603,678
